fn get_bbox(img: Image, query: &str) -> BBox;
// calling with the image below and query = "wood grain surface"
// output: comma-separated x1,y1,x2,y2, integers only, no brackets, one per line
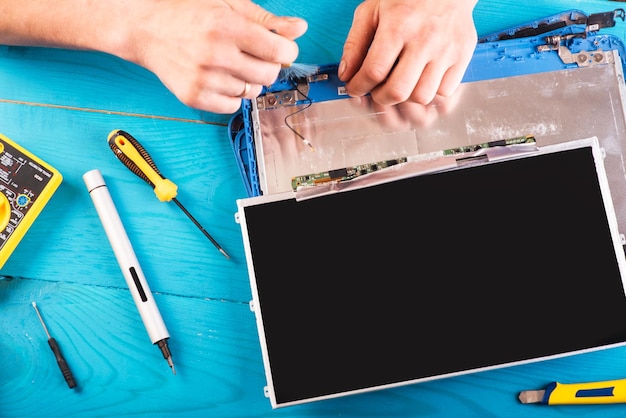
3,1,626,417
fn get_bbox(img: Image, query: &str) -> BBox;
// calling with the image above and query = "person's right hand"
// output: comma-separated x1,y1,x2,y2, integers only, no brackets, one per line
121,0,308,114
339,0,477,107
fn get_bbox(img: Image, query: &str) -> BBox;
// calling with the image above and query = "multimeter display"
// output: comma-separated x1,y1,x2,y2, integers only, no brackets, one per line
0,133,62,268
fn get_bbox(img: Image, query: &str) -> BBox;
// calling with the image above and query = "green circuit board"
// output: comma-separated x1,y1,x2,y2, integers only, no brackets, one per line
291,135,536,190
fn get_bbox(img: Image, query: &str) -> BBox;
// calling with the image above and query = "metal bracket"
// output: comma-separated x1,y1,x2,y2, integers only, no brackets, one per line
538,35,614,66
256,80,312,110
256,73,330,110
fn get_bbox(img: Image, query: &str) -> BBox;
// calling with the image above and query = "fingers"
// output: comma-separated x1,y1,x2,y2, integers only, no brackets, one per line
343,33,401,99
235,20,306,67
340,0,477,107
171,70,264,115
338,2,376,83
143,0,308,114
213,6,308,103
228,0,307,62
369,43,470,106
266,17,308,41
228,0,308,39
367,42,422,104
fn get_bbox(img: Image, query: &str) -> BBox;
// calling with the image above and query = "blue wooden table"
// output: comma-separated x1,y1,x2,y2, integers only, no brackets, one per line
3,1,626,417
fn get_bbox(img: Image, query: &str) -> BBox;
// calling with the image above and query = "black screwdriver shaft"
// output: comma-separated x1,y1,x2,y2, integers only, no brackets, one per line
172,198,230,259
32,302,77,389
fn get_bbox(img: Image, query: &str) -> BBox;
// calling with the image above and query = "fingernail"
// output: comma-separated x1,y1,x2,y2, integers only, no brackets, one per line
338,59,346,79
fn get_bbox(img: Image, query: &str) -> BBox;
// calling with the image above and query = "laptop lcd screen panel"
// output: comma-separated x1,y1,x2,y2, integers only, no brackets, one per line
236,138,626,408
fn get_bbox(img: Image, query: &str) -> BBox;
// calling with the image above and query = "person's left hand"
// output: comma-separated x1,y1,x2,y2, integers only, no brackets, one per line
338,0,477,106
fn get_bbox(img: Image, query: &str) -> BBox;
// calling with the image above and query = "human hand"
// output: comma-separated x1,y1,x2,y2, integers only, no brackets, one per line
122,0,308,114
338,0,477,106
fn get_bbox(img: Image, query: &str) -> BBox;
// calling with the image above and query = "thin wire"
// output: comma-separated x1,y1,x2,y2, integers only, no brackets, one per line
284,81,314,150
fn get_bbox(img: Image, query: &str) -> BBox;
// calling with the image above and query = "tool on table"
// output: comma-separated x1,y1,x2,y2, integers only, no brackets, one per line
83,169,176,375
107,129,230,259
31,302,77,389
0,133,63,269
519,378,626,405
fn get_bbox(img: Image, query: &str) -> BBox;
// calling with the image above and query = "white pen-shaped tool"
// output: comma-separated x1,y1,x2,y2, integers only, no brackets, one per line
83,169,175,374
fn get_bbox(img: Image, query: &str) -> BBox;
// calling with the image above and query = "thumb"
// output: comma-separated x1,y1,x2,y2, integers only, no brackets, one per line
267,17,308,41
228,0,307,40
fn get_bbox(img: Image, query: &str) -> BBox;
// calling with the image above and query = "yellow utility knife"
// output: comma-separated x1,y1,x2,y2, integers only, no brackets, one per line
519,378,626,405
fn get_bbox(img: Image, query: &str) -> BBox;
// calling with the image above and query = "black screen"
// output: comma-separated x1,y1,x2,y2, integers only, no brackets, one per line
243,146,626,405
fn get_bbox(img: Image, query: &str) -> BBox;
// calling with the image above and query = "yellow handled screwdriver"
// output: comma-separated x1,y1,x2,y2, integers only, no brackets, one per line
107,129,230,259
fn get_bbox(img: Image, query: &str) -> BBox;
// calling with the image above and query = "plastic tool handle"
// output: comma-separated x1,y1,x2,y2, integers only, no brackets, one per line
83,169,171,344
544,378,626,404
107,129,178,202
48,337,77,389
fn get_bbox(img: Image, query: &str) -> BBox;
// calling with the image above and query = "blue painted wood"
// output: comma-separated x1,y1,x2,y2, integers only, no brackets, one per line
2,1,626,417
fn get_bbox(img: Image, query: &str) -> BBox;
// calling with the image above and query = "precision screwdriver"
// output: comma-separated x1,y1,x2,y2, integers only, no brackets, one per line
84,169,175,375
107,129,230,259
32,302,77,389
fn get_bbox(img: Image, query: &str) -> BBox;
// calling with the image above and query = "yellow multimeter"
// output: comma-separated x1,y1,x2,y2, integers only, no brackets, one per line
0,133,62,268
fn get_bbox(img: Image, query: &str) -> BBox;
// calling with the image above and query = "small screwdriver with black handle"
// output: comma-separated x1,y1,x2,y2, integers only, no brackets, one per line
107,129,230,259
32,302,77,389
